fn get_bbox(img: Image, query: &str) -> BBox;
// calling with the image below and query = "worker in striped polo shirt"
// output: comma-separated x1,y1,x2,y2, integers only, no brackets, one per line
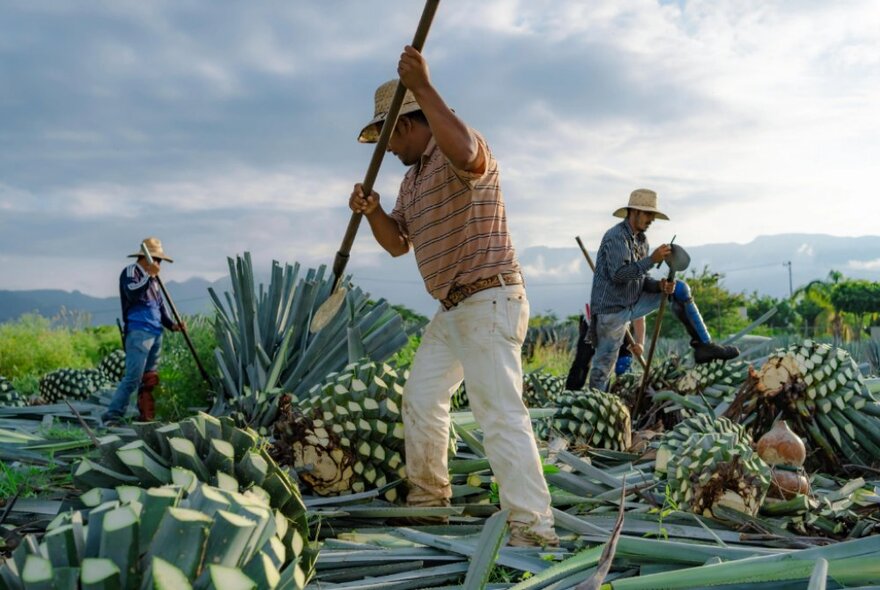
588,189,739,392
349,45,557,547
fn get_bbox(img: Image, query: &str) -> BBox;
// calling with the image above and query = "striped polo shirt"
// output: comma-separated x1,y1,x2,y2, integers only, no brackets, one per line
390,132,520,300
590,220,660,314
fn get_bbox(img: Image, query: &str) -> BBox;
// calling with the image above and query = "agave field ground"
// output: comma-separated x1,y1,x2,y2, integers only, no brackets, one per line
1,254,880,589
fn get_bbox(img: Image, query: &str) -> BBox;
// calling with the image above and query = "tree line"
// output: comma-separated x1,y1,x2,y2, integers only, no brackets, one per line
531,268,880,344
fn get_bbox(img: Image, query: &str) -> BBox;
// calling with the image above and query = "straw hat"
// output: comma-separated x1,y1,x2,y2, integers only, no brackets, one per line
128,237,174,262
612,189,670,220
357,80,422,143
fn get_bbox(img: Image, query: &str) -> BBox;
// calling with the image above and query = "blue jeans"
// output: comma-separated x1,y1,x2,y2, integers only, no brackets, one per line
103,330,162,420
588,292,664,391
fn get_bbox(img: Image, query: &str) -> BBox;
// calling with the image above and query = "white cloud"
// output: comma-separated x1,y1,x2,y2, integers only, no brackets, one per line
1,0,878,301
848,258,880,271
521,254,584,280
2,165,354,219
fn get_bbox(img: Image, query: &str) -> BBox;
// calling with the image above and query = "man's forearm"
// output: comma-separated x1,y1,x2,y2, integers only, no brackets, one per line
366,209,410,257
633,317,646,345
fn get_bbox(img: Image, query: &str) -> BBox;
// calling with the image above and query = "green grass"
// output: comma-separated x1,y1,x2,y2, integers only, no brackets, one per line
524,343,573,377
0,462,64,499
0,311,218,420
38,423,89,442
0,313,118,384
11,373,40,397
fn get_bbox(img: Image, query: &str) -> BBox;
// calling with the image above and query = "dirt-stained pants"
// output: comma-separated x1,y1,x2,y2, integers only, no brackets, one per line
402,284,555,538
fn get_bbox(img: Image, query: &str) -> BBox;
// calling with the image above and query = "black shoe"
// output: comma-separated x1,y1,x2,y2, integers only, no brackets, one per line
101,414,122,428
693,342,740,364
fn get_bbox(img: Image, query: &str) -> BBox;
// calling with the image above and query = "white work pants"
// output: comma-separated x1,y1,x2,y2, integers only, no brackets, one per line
402,284,555,536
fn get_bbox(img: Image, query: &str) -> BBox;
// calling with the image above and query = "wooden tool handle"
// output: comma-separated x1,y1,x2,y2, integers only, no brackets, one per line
331,0,442,289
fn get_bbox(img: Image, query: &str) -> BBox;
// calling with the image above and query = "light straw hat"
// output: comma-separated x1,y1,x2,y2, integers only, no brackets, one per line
128,237,174,262
357,80,422,143
612,189,670,220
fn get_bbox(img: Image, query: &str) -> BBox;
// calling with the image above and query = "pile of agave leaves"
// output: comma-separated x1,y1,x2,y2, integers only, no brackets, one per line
1,254,879,590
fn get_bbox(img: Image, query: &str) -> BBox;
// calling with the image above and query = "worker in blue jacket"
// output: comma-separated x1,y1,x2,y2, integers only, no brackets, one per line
102,238,183,425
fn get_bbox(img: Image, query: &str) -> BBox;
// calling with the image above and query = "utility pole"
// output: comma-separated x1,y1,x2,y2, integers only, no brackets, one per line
783,261,793,298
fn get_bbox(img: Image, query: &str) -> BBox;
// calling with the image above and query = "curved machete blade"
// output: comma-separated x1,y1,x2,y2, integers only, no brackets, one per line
666,243,691,273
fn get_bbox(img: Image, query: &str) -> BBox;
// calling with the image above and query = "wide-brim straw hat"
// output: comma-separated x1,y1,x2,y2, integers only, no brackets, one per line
357,80,422,143
128,237,174,262
612,189,670,220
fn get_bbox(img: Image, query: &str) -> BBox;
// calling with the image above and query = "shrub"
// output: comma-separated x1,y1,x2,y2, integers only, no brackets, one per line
0,314,90,379
71,325,123,364
155,314,218,421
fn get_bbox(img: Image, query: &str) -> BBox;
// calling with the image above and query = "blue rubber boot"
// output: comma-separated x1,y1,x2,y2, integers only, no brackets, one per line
671,281,739,364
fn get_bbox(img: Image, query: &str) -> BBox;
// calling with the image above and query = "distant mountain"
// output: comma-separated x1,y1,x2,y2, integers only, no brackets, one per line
347,233,880,318
0,277,222,326
2,234,878,324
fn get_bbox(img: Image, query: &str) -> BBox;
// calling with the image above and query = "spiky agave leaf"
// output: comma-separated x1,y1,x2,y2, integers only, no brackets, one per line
208,254,410,422
0,480,309,589
534,389,632,451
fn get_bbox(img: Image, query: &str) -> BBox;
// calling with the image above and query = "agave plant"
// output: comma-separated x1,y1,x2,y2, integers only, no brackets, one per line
39,368,112,404
97,350,126,383
272,359,460,502
655,415,770,518
534,389,633,451
0,481,308,589
70,412,312,576
208,253,410,427
0,376,26,407
725,340,880,471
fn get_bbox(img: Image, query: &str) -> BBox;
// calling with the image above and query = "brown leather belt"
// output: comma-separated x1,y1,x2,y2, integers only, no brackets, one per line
440,272,524,310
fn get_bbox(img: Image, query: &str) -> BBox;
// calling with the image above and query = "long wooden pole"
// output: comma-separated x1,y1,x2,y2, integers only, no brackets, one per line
331,0,441,291
140,243,213,386
574,236,647,370
633,265,676,418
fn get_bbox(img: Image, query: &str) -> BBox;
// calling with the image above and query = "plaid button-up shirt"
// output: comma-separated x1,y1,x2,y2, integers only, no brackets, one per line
590,220,660,315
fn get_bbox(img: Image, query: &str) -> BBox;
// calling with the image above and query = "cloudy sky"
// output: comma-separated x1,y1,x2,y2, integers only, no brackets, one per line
2,0,878,302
